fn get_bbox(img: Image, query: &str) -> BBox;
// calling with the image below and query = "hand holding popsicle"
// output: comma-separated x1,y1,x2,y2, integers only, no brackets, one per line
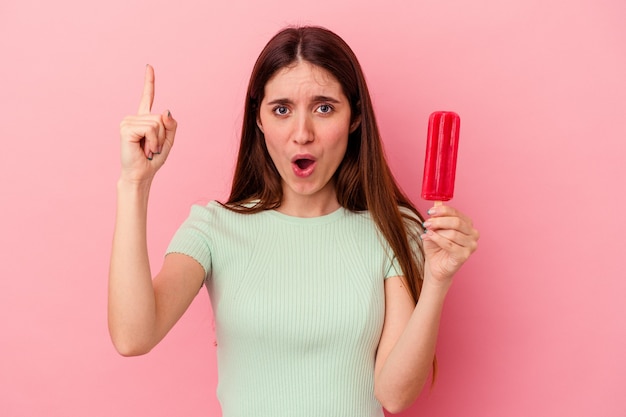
420,111,478,285
420,204,479,285
118,64,178,184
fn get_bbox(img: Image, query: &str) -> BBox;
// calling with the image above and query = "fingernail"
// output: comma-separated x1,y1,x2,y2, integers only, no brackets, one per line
147,151,153,160
423,221,431,228
155,145,162,155
427,208,436,215
167,110,172,118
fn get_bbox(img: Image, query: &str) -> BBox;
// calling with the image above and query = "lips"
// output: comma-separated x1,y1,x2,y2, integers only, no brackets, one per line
291,154,317,177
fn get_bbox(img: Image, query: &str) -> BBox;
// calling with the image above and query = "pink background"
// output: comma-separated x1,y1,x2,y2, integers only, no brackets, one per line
1,0,624,416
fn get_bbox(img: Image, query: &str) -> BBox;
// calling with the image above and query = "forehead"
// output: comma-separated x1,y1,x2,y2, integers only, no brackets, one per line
263,61,343,99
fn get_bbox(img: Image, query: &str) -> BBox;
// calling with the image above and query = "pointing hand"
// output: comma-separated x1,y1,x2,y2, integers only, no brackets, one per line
118,65,177,183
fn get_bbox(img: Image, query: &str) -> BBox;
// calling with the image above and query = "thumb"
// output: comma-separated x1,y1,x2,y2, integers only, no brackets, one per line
162,109,177,149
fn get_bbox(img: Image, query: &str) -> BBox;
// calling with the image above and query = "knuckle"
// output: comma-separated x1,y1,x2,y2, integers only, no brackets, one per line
119,116,132,129
119,123,132,136
146,121,159,135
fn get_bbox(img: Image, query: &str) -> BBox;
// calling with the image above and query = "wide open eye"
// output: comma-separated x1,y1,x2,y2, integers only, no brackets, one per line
317,104,333,114
273,106,289,116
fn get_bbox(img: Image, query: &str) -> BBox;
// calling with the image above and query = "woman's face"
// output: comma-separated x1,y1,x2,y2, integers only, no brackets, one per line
257,61,356,214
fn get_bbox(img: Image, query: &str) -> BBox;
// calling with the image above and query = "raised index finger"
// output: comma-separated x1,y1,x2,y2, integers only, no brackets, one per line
137,64,155,115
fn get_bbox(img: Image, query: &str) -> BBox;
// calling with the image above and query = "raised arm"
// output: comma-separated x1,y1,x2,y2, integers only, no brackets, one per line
108,65,204,356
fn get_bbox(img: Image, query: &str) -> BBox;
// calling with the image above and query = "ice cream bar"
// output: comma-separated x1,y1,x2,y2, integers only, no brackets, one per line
421,111,460,204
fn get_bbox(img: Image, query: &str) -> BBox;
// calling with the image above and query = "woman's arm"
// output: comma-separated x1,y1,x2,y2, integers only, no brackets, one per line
374,205,479,413
108,178,155,356
108,182,205,356
108,65,204,356
374,274,449,413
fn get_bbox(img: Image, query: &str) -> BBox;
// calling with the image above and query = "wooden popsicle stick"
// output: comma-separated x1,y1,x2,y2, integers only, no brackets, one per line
434,201,443,207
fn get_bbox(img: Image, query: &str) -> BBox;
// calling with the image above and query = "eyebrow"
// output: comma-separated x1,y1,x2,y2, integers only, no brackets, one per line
266,95,342,106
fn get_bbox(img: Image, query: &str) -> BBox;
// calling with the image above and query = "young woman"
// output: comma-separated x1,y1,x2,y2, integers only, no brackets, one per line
109,26,479,416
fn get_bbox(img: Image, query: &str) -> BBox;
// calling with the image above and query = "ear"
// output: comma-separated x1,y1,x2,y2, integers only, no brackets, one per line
349,116,361,133
256,117,264,134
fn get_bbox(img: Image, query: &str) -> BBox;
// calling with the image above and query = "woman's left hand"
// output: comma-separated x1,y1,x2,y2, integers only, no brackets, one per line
420,204,479,286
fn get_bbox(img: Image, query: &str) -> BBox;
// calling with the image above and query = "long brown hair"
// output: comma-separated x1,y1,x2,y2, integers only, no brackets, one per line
226,25,433,375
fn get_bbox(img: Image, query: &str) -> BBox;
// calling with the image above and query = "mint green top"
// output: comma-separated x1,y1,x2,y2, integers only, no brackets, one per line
167,201,405,417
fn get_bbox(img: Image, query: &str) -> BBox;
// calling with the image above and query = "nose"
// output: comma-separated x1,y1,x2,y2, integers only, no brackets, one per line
292,113,314,144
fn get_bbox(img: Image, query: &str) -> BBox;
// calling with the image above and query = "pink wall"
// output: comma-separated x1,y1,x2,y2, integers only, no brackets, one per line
1,0,624,416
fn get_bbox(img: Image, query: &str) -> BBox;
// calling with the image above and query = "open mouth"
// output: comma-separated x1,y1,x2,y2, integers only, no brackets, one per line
294,159,315,170
291,156,316,177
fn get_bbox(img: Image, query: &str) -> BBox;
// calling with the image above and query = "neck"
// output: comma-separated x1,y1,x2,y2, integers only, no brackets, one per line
278,185,340,218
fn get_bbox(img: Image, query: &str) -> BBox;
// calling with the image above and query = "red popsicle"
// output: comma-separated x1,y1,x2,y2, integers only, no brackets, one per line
421,111,460,206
